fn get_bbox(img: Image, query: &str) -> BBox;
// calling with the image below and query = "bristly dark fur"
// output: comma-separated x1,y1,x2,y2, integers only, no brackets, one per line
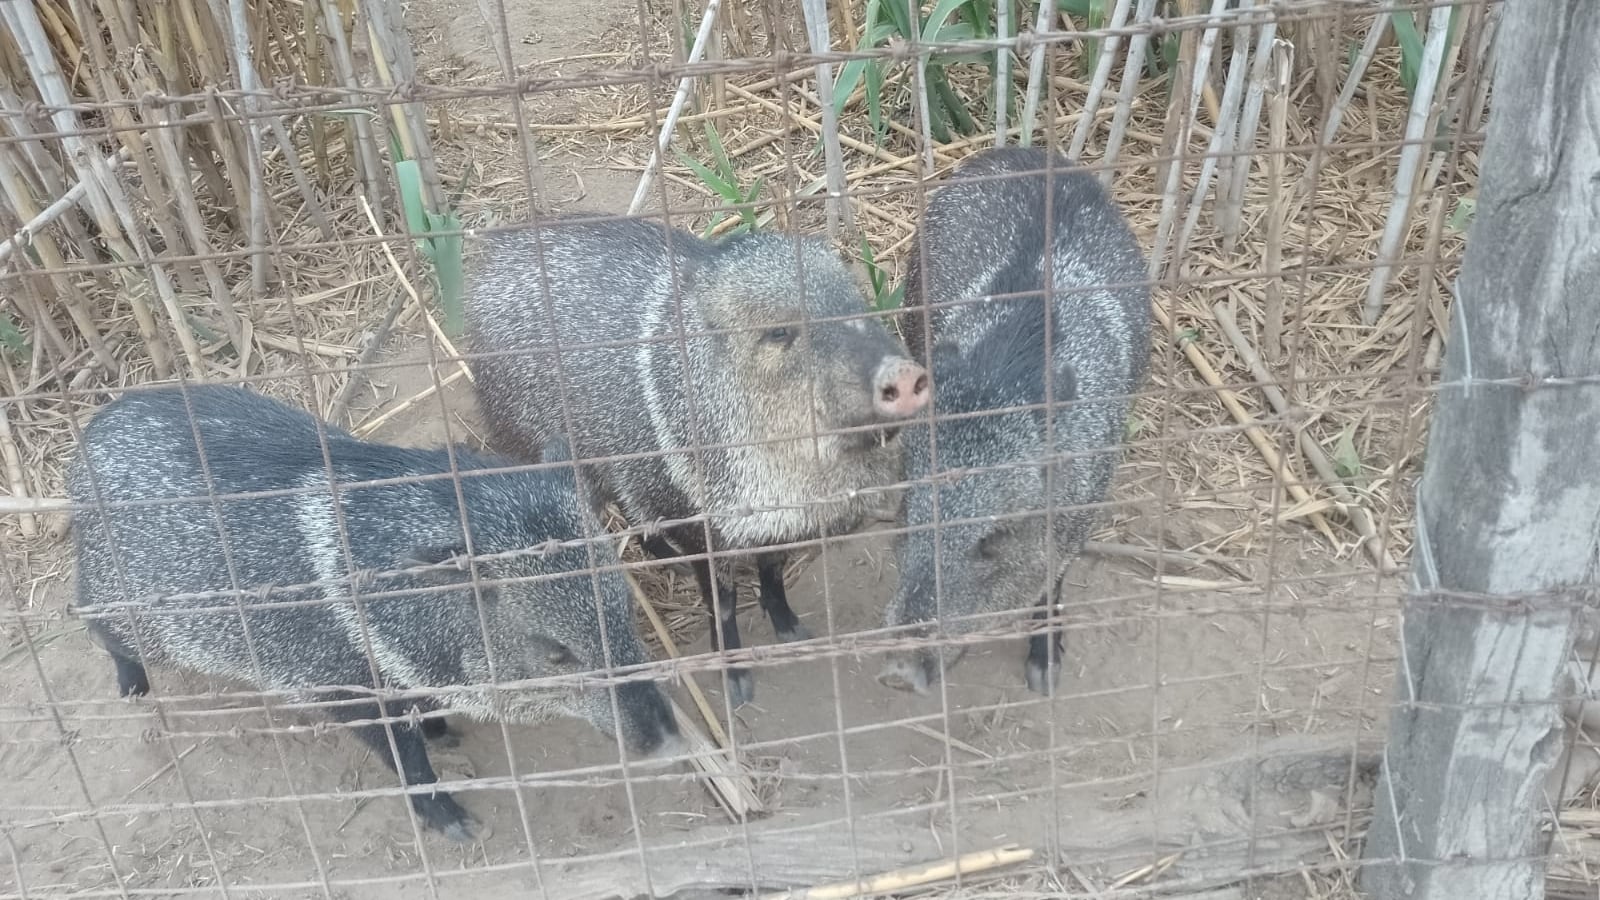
68,383,677,842
463,212,930,705
882,146,1152,696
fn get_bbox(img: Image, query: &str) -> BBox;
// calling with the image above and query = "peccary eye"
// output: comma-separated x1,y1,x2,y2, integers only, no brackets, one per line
763,326,793,345
976,530,1006,560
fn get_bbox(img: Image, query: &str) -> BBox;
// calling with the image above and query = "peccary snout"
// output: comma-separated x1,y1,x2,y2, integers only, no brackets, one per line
873,356,931,418
878,643,967,694
616,680,680,757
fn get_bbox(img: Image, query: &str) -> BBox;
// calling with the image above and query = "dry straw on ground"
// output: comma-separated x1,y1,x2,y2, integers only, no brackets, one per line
0,0,1541,896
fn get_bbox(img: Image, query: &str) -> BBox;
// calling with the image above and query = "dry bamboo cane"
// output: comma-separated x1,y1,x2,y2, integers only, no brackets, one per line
1362,0,1456,325
76,0,202,297
1152,303,1339,547
1017,0,1056,148
993,0,1011,145
320,0,387,209
1175,0,1255,257
1261,39,1291,359
1218,9,1277,254
799,0,855,239
1065,0,1135,160
0,143,121,371
1,0,175,375
0,402,35,537
1302,11,1390,195
1098,0,1159,184
0,74,107,274
629,0,722,214
758,845,1034,900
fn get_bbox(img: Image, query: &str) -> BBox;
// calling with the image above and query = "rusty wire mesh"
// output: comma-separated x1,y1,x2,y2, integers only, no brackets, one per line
5,0,1594,897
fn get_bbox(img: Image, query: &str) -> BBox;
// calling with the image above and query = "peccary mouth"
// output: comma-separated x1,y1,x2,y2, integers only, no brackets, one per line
840,423,903,452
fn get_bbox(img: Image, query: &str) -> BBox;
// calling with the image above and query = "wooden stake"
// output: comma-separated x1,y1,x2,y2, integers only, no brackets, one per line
757,844,1034,900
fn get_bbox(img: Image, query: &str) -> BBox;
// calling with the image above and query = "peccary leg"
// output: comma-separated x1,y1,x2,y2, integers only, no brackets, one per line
756,552,810,642
688,554,755,708
331,692,481,843
87,620,151,698
1024,593,1065,696
416,704,460,748
639,533,695,578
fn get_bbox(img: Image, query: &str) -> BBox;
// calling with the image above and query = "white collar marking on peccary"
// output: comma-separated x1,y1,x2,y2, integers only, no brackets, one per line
293,471,491,718
635,270,886,549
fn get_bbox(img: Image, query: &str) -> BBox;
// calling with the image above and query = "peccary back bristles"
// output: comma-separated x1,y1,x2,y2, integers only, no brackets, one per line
69,384,672,746
463,214,934,705
464,215,925,549
881,147,1152,694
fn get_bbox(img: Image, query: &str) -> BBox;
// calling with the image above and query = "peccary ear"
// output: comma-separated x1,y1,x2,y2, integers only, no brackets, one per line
401,544,471,584
975,524,1014,560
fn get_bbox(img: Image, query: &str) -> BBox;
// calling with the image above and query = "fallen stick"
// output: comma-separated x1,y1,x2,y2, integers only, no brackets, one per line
622,563,764,819
349,369,469,438
757,844,1034,900
328,287,410,426
1211,303,1400,574
1083,539,1246,577
1151,303,1339,548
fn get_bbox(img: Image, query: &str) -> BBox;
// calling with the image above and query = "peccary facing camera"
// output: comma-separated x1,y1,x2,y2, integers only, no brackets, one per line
881,147,1151,695
68,384,677,843
466,216,931,706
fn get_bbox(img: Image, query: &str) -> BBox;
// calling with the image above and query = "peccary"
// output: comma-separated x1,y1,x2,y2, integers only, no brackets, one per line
465,216,931,706
880,147,1150,695
68,384,678,842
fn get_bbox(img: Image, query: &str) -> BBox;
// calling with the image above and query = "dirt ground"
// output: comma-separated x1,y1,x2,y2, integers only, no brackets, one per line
0,1,1407,898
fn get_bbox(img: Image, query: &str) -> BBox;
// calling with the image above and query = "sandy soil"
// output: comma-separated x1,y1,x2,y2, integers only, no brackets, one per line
0,1,1404,897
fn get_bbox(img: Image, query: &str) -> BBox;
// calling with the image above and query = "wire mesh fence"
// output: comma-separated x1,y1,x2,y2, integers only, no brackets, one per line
3,0,1597,897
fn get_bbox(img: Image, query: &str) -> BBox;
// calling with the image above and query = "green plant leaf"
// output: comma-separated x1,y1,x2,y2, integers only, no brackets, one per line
395,159,429,242
675,149,740,202
704,122,736,184
834,58,871,114
427,210,465,336
865,60,888,145
1332,427,1363,481
1446,196,1476,233
922,0,972,44
0,312,30,360
873,281,905,312
1390,12,1422,96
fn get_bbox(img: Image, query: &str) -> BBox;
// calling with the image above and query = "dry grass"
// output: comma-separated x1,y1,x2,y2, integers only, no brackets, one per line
0,3,1501,896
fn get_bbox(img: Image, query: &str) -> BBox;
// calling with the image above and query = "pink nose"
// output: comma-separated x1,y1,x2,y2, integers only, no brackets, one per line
874,358,931,417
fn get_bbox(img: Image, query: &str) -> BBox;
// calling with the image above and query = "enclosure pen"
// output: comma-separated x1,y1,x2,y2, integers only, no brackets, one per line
2,0,1597,899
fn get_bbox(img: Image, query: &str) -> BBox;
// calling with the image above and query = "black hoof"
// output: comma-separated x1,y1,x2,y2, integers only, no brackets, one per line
115,658,150,698
1024,655,1061,695
775,621,813,643
415,791,484,844
726,668,755,707
420,716,460,748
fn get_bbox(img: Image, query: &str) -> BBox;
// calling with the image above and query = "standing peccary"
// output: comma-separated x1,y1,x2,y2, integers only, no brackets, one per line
465,216,932,706
68,384,678,843
880,147,1151,695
